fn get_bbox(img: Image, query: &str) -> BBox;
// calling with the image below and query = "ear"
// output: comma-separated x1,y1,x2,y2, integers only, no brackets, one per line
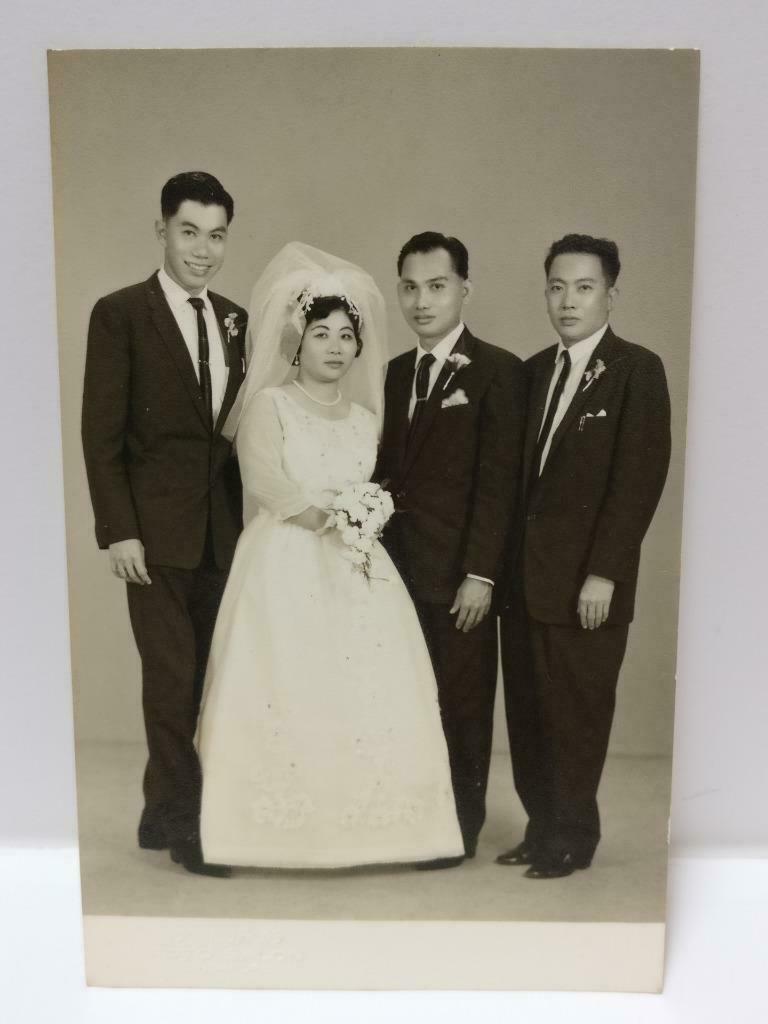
462,278,473,304
155,219,167,245
607,285,619,312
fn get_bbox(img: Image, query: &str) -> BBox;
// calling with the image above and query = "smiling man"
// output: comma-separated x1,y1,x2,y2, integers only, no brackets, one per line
497,234,672,879
81,172,247,877
377,231,526,867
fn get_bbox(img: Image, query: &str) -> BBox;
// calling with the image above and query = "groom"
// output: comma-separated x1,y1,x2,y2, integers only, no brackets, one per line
498,234,671,878
81,171,247,876
377,232,526,865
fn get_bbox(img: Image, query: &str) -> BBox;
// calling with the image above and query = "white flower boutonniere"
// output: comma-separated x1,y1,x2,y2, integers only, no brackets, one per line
443,352,472,390
223,312,244,372
441,387,469,409
582,358,607,392
223,312,239,340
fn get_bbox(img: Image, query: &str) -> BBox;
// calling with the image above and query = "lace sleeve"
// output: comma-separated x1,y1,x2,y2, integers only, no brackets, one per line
235,389,313,524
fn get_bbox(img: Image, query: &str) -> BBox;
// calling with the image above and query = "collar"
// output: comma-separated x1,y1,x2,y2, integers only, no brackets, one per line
555,322,608,365
416,321,465,365
158,266,211,311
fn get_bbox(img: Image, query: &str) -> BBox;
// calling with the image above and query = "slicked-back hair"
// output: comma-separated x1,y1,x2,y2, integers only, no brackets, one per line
544,234,621,287
397,231,469,280
161,171,235,224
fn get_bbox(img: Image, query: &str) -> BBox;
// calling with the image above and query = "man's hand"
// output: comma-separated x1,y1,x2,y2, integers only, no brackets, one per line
577,574,615,630
109,539,151,585
450,577,493,633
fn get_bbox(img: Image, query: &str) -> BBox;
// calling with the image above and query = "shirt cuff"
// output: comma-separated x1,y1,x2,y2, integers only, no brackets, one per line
466,574,494,586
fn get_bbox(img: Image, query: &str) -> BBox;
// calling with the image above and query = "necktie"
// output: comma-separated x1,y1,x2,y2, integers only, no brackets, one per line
188,297,213,430
533,349,571,476
408,352,436,445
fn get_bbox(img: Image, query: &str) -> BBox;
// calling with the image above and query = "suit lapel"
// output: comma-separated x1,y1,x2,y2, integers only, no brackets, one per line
542,327,621,471
145,273,210,431
209,293,244,438
401,328,475,479
522,346,558,488
388,352,416,480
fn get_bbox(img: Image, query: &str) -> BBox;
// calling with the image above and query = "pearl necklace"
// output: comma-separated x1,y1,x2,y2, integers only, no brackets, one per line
292,379,342,407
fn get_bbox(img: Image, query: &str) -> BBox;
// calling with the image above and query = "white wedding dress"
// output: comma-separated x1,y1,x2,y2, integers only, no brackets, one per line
196,387,464,868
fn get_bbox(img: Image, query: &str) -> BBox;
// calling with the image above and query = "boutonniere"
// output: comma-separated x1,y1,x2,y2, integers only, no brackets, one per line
223,312,245,373
581,358,607,392
223,312,239,341
441,387,469,409
443,352,471,390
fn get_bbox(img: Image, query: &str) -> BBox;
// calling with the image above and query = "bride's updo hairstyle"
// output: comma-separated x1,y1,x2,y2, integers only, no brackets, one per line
302,295,364,356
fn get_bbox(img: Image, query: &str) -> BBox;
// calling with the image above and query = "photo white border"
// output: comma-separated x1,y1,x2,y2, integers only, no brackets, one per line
84,916,664,991
4,0,768,1016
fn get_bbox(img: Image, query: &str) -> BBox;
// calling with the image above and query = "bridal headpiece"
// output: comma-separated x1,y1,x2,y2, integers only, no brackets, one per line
293,286,363,334
223,242,388,441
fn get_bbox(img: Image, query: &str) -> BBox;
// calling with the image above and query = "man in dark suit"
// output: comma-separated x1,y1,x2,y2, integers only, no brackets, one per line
82,172,247,877
377,232,526,866
497,234,671,879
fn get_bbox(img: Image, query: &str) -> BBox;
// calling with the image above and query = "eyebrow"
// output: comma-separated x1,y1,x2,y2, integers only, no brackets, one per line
548,276,598,284
401,275,450,284
180,220,227,233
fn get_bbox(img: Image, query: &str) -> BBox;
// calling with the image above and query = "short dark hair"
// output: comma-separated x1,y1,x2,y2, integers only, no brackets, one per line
544,234,621,287
303,295,363,355
160,171,234,224
397,231,469,280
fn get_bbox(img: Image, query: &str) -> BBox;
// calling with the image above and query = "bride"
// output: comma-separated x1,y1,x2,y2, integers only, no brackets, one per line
195,243,464,869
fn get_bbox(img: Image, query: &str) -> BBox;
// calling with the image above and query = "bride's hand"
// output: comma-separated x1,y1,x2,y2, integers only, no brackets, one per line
286,507,334,533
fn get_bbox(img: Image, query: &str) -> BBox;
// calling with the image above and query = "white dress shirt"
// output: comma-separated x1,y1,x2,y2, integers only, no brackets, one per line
407,321,466,420
407,321,492,587
158,267,229,421
538,323,609,473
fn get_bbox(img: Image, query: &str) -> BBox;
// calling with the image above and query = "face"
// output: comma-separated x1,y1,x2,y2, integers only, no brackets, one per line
545,252,616,346
397,249,470,346
156,200,229,295
297,309,358,384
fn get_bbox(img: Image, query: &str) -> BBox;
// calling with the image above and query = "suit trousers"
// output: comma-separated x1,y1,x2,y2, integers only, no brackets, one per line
126,528,228,845
501,607,629,860
414,599,498,855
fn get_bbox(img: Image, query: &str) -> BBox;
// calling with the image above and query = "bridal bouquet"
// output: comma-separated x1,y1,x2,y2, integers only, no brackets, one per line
327,482,395,581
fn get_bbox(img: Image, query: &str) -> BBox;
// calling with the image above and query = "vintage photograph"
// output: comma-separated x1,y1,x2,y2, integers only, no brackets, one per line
48,47,698,990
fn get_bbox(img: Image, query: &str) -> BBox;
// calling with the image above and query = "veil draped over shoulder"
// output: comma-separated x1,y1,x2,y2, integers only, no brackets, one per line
223,242,389,441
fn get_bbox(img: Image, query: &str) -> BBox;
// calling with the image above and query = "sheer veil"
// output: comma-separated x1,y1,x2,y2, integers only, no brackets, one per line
224,242,389,441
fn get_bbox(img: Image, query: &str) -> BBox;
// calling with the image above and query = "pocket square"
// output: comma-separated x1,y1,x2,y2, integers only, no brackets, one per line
442,388,469,409
579,408,608,431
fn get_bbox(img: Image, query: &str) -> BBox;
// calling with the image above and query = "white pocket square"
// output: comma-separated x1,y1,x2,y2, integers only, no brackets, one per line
585,409,608,418
442,388,469,409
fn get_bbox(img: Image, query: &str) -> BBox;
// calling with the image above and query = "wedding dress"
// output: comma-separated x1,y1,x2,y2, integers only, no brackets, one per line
196,386,464,867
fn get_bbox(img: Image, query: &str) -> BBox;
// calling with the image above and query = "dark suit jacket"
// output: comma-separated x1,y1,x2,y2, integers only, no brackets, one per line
81,272,248,570
377,327,526,604
516,327,671,626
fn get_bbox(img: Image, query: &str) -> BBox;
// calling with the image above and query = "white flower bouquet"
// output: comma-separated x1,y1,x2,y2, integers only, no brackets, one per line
327,482,395,581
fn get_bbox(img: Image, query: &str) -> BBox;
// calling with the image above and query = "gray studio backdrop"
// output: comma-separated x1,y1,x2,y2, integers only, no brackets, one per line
49,48,697,758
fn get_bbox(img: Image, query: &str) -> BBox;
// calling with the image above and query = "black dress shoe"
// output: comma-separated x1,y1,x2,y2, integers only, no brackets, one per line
138,822,169,851
524,851,592,879
495,841,537,866
415,855,465,871
169,838,232,878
